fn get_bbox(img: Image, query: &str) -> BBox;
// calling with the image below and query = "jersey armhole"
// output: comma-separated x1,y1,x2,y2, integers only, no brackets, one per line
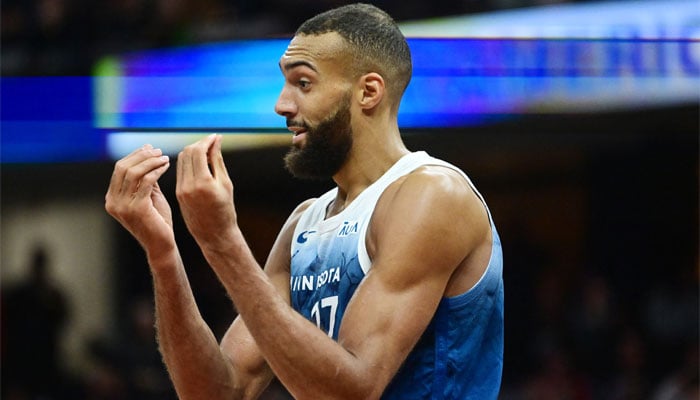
357,217,372,275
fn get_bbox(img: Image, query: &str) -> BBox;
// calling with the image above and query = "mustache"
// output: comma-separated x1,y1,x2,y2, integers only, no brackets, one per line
286,119,308,129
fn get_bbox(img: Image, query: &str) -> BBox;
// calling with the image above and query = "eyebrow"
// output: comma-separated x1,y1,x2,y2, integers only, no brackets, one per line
279,59,319,73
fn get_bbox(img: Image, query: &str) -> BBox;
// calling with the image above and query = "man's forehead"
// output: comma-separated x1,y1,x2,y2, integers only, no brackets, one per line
280,32,347,65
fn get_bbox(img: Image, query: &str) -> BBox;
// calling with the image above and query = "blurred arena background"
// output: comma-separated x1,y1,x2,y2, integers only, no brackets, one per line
2,0,698,399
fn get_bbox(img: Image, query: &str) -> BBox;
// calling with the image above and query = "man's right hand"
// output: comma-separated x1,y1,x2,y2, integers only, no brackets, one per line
105,144,174,259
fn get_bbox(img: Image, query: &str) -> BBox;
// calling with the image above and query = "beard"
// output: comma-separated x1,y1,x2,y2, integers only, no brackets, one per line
284,94,353,180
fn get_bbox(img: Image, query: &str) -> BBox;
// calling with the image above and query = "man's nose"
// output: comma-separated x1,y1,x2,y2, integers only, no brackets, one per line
275,87,297,117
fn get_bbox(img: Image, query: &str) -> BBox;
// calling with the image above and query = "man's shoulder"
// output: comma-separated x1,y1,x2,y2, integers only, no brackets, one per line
385,163,474,205
373,162,489,240
294,197,318,215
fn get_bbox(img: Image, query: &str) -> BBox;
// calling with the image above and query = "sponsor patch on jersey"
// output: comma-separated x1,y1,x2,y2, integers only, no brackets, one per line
337,221,359,237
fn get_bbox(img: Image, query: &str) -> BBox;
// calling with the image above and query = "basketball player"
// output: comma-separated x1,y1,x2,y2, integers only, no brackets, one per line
105,3,503,399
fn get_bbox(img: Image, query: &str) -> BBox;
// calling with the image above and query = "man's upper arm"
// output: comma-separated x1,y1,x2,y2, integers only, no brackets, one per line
336,168,490,396
218,198,316,399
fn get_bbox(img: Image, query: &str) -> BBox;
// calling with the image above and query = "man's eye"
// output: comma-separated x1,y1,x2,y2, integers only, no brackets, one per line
298,80,311,89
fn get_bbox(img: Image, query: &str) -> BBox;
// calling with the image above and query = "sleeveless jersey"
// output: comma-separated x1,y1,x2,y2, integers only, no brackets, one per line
290,151,504,399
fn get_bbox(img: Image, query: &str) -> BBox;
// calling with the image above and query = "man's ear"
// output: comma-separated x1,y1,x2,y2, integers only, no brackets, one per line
356,72,385,110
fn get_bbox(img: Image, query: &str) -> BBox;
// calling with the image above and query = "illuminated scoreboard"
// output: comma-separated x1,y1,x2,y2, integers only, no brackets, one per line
1,0,698,163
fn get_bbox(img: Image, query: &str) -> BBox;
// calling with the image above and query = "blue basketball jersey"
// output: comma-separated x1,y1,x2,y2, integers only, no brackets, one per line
290,151,504,399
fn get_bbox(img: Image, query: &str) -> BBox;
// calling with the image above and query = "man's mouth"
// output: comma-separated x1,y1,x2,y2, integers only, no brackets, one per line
287,126,307,136
288,126,308,145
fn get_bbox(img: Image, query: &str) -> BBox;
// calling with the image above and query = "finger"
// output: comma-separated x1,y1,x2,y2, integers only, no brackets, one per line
177,141,197,188
133,158,170,200
120,153,169,197
191,141,209,180
122,146,164,194
176,147,186,190
110,145,160,195
193,134,218,180
108,145,150,194
209,134,230,181
177,135,217,191
178,135,209,178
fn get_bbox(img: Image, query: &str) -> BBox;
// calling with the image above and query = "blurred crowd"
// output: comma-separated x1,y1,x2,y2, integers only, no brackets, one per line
2,0,579,76
501,232,698,399
2,245,175,400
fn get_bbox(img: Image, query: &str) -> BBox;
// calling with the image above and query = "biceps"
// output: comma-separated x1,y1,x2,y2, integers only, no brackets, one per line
337,268,445,388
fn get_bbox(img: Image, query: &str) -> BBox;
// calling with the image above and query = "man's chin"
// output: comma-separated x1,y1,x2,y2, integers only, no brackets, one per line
284,149,338,181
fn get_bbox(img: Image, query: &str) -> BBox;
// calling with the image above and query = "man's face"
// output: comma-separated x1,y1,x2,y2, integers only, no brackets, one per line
276,33,354,180
283,92,352,180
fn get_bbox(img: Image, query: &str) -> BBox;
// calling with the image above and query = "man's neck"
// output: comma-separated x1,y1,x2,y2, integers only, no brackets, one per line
330,126,409,214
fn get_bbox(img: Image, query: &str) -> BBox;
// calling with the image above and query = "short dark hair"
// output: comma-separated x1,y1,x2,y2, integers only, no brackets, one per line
296,3,412,107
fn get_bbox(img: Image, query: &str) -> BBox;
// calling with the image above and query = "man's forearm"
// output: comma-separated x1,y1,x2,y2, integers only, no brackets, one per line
148,250,240,400
201,228,373,400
